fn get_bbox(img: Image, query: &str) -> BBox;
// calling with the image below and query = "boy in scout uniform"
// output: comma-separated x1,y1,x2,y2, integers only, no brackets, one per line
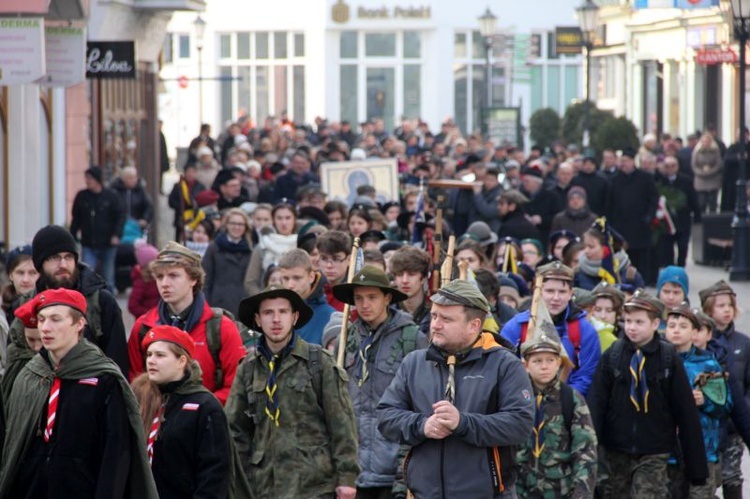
225,286,359,499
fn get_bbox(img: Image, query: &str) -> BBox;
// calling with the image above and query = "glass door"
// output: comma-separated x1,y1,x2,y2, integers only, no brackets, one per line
366,67,395,131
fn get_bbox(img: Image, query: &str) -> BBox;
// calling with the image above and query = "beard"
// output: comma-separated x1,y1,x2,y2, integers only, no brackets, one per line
41,265,80,290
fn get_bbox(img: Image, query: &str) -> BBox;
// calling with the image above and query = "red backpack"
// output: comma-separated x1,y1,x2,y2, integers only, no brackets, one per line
520,319,581,368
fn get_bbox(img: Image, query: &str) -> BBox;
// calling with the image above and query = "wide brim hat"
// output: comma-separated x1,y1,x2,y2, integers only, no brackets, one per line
333,266,408,305
238,286,313,329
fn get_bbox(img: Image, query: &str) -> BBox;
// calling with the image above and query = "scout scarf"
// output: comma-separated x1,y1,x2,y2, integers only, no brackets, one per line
629,349,650,412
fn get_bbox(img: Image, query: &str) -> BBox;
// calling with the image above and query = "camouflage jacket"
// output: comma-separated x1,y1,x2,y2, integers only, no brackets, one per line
225,335,360,499
516,379,598,499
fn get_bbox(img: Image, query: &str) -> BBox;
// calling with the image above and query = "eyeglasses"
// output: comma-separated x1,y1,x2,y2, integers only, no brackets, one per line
319,256,347,265
46,253,76,264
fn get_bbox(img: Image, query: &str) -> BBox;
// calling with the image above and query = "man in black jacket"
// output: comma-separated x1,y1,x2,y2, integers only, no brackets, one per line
7,225,129,376
605,149,658,285
520,165,561,247
571,154,609,216
70,166,124,293
110,166,154,231
655,156,701,267
497,189,542,242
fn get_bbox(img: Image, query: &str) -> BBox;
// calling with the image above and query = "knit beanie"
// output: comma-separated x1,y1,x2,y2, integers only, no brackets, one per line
85,166,103,185
31,225,78,271
135,243,159,268
656,265,689,297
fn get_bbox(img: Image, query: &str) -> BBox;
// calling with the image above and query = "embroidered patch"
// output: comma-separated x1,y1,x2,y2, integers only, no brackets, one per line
522,389,531,401
182,403,200,411
78,378,99,386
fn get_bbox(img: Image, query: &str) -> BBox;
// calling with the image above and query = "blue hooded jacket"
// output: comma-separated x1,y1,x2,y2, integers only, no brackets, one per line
501,304,601,396
296,273,335,345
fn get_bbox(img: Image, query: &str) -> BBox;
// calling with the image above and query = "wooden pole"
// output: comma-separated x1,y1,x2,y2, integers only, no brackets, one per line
440,235,456,286
337,237,361,368
431,195,444,293
526,275,544,341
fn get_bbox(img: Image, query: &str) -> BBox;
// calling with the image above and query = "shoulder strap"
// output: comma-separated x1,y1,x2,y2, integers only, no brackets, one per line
388,324,419,366
608,340,625,380
560,383,575,434
307,345,324,409
207,308,226,388
86,289,103,339
659,340,675,382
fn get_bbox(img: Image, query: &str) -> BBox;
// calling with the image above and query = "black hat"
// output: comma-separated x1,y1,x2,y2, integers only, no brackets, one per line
5,244,32,270
621,148,637,159
380,200,400,214
85,166,103,185
333,266,408,305
360,230,387,243
238,285,313,330
31,225,78,271
549,229,578,248
214,169,236,186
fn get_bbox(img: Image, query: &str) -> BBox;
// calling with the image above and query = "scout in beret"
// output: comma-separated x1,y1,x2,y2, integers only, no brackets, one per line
692,309,716,352
13,299,42,353
664,304,701,353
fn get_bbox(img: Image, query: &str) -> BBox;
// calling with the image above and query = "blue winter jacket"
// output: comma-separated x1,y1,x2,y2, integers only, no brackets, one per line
295,273,335,345
501,305,601,396
669,347,732,464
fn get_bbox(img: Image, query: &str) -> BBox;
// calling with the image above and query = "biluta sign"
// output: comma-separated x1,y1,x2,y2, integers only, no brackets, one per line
86,41,136,79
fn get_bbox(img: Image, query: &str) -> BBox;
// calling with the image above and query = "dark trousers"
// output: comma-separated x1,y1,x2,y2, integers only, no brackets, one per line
629,247,655,286
659,230,691,268
357,487,393,499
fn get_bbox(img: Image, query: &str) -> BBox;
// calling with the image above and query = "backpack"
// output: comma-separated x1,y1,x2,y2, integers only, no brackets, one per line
385,324,420,366
520,319,581,368
559,382,575,435
139,307,255,389
606,339,675,389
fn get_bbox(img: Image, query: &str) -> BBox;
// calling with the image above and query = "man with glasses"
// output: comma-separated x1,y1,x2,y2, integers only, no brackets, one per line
7,225,129,375
316,231,352,312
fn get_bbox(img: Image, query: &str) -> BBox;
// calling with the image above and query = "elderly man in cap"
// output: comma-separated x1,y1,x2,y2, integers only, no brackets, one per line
497,189,542,242
226,285,359,499
333,266,426,498
7,225,129,375
501,261,601,396
0,288,157,499
377,280,534,498
127,241,246,405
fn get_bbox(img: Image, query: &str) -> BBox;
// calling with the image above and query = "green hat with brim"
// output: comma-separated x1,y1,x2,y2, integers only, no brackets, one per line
333,266,408,305
238,286,314,330
430,280,490,313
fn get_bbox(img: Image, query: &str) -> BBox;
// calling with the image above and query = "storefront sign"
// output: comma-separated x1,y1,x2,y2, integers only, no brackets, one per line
331,0,431,23
696,48,738,65
487,107,521,148
675,0,719,7
0,18,45,86
40,26,86,87
0,0,47,14
554,27,582,55
86,41,135,79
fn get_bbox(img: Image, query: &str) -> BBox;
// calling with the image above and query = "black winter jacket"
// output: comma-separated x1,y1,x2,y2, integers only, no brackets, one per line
110,178,154,224
497,209,541,242
152,376,232,499
8,351,131,499
605,169,658,250
571,171,609,216
587,336,708,483
70,187,125,248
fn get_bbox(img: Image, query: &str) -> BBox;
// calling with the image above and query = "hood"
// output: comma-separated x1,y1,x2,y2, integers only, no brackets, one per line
353,308,414,337
306,272,327,304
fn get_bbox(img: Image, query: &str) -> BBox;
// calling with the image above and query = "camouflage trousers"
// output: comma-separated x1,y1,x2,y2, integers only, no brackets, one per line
668,461,722,499
721,433,744,489
600,450,669,499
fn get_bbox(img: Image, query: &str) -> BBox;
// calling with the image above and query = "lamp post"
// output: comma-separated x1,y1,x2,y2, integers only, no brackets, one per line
576,0,599,149
478,7,497,139
730,0,750,281
193,15,206,126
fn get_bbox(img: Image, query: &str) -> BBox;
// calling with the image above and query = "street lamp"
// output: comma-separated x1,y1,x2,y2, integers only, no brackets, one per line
729,0,750,280
478,7,497,139
576,0,599,148
193,14,206,125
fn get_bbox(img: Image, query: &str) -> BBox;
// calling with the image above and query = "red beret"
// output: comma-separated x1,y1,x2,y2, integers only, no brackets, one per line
32,288,87,316
195,190,220,208
141,325,195,359
14,300,38,328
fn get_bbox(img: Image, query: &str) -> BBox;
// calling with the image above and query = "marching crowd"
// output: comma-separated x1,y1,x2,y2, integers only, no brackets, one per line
0,115,748,499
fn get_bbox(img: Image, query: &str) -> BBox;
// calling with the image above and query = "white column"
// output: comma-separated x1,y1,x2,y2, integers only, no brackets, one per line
52,87,67,226
721,62,734,143
7,85,45,248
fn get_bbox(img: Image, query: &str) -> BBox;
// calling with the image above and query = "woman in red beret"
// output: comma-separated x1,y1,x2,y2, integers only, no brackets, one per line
133,324,239,499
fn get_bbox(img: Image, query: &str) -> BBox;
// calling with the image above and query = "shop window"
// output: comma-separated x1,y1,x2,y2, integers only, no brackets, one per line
367,67,395,130
257,66,269,121
220,67,234,126
492,66,505,107
162,34,173,63
340,31,358,58
220,34,232,59
274,32,288,59
404,31,421,59
293,65,305,121
547,66,560,112
454,64,468,134
340,65,358,124
294,34,305,57
365,33,396,57
256,32,269,59
237,33,250,59
471,64,483,133
471,31,484,59
238,66,251,117
454,33,467,58
274,66,287,115
178,34,190,59
404,64,421,118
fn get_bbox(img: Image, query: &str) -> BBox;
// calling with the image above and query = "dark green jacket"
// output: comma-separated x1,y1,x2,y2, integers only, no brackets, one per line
0,340,157,499
225,335,359,499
